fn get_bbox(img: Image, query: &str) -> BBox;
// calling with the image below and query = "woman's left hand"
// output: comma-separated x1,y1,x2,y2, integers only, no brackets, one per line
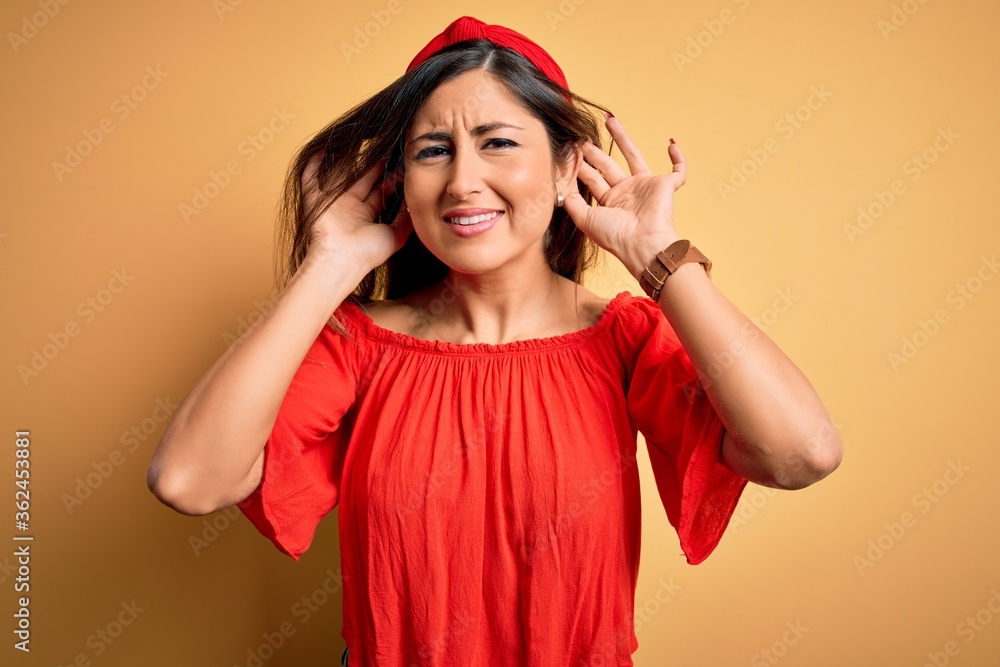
563,114,686,282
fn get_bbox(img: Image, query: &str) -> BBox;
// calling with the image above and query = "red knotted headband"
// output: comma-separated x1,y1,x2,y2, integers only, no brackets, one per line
405,15,570,94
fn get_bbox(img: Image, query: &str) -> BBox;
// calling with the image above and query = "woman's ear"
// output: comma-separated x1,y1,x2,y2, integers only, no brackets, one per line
554,144,584,197
390,160,405,191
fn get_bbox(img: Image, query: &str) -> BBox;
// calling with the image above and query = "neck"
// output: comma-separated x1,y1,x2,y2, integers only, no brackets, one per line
425,265,567,345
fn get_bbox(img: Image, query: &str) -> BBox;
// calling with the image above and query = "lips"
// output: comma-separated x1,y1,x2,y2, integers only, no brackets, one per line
445,210,502,226
441,210,503,238
442,207,503,222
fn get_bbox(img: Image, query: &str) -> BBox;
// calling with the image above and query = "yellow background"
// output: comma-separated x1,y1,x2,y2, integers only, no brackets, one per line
3,0,999,665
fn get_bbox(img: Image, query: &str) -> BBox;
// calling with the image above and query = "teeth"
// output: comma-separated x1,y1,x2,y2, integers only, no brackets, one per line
447,211,501,226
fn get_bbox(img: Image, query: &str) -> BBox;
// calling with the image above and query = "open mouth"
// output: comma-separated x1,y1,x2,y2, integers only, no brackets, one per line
444,211,502,226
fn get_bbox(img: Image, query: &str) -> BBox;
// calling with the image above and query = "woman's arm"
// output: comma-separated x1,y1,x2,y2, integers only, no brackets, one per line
148,153,411,515
565,117,842,490
146,255,367,515
626,256,842,490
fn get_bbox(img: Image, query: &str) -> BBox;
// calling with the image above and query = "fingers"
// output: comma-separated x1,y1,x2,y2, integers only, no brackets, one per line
347,157,390,202
668,139,686,188
580,140,624,188
302,152,322,188
301,153,400,222
362,167,402,214
388,203,414,253
577,156,611,205
301,152,325,208
561,188,590,225
605,115,652,176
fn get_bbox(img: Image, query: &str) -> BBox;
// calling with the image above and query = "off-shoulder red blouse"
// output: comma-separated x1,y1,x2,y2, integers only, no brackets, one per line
238,290,748,666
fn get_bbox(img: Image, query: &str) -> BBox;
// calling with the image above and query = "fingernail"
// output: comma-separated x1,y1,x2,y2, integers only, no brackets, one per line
605,111,614,119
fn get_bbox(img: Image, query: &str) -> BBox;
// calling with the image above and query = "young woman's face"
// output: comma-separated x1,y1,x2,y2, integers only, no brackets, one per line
402,69,579,275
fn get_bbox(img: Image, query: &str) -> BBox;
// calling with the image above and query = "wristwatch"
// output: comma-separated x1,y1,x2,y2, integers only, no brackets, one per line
639,239,712,304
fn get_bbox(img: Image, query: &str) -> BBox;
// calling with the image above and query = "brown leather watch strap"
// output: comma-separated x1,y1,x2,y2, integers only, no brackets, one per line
639,239,712,303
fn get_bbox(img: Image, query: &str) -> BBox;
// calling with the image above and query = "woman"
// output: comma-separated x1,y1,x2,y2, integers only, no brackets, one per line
147,15,842,666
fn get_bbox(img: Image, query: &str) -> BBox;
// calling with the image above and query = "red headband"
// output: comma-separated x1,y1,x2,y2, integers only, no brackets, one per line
405,15,570,92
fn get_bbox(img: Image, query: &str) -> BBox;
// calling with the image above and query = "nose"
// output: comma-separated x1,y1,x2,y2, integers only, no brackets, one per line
445,140,484,202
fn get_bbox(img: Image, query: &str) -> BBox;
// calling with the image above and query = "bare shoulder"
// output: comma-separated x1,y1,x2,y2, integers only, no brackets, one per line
573,284,614,327
356,285,446,336
355,298,412,333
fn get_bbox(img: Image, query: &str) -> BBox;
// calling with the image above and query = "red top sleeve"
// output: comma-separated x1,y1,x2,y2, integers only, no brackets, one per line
237,316,362,561
618,296,748,565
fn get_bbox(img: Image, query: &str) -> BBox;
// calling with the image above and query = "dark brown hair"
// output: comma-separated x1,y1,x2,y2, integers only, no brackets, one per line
273,39,615,336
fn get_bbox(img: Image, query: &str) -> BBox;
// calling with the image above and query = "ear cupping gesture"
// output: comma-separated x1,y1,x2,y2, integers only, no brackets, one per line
300,154,413,270
563,115,686,281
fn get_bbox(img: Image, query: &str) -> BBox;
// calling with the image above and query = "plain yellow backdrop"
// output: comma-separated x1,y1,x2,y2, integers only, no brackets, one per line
3,0,999,665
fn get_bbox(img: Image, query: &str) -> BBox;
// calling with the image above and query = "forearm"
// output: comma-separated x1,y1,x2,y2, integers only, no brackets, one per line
626,252,842,488
147,255,367,514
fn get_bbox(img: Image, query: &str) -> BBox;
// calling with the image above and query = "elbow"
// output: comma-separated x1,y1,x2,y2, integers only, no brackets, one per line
147,461,218,516
771,420,844,490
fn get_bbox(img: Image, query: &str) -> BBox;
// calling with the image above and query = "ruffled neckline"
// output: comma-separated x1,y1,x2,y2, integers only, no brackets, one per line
337,290,635,355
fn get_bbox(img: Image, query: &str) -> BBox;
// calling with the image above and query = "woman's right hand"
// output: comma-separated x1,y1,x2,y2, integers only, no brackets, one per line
301,153,413,272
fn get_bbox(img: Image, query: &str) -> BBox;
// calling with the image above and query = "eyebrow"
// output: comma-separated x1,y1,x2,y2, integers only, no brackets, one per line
407,122,525,145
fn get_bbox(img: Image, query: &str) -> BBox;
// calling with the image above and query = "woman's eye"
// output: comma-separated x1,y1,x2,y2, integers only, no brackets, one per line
486,138,517,149
413,139,518,160
414,146,447,160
